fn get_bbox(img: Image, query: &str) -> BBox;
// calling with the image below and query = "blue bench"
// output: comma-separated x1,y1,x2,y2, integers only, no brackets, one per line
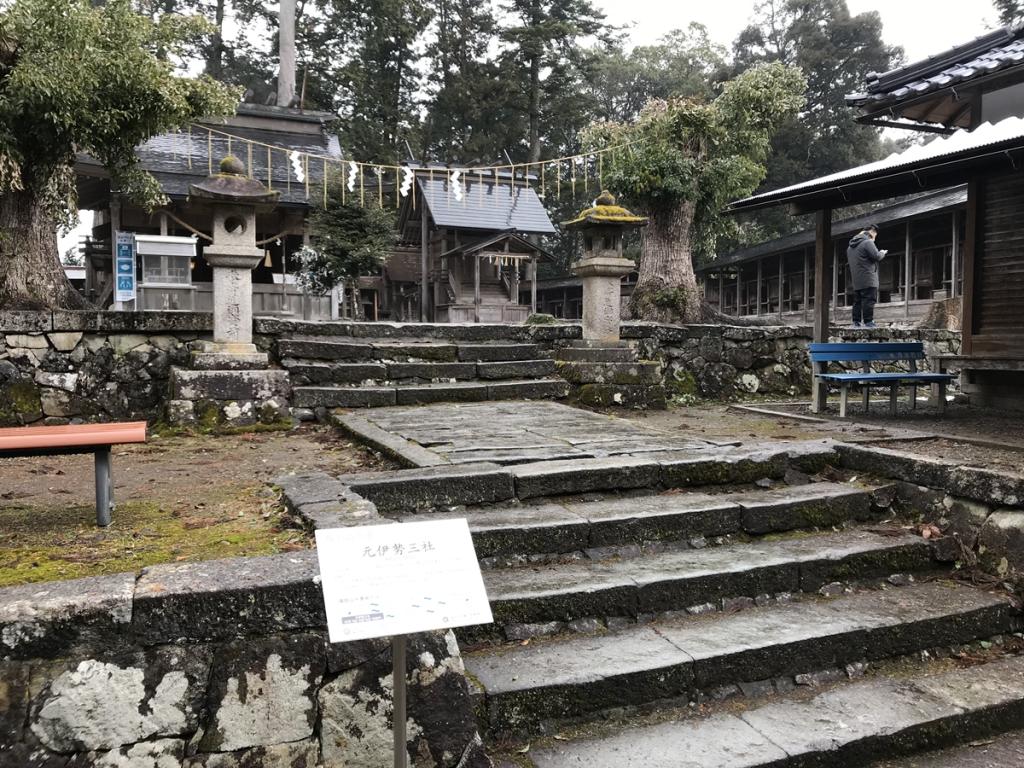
808,342,956,418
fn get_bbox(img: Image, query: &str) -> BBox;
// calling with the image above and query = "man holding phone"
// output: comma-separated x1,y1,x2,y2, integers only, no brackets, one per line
846,224,887,328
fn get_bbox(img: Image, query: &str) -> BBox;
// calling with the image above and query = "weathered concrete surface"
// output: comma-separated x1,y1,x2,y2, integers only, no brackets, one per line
284,360,388,384
530,653,1024,768
133,552,324,643
978,509,1024,574
872,730,1024,767
169,368,290,401
199,634,324,752
293,385,396,408
0,573,134,659
340,462,514,513
733,482,873,534
466,582,1014,734
512,456,661,499
475,360,555,379
531,713,790,768
31,647,211,752
480,530,930,627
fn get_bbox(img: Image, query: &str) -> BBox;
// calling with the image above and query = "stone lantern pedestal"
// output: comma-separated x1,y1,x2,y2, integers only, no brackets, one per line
556,192,667,409
166,157,291,427
573,254,636,343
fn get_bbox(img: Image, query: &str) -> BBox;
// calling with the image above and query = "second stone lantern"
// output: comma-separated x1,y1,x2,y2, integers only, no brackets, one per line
562,190,647,342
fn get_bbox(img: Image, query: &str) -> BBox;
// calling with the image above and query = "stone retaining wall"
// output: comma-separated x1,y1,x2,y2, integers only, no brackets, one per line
0,311,963,425
0,549,488,768
623,324,961,400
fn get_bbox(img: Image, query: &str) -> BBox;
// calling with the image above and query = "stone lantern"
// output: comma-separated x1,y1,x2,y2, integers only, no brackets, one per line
166,157,290,428
556,192,665,409
188,156,280,364
563,191,647,342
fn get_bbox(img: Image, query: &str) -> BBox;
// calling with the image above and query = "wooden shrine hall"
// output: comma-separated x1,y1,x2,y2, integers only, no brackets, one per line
383,167,557,323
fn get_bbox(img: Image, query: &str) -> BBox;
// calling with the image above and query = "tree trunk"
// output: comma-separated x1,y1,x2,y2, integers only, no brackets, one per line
627,201,702,324
0,191,89,310
527,52,541,163
206,0,226,80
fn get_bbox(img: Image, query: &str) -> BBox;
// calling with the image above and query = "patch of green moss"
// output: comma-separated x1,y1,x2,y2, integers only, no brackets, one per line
525,313,557,325
0,379,42,426
0,493,308,588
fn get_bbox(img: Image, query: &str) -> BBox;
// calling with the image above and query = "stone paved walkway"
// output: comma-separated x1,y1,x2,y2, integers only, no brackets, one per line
337,401,734,467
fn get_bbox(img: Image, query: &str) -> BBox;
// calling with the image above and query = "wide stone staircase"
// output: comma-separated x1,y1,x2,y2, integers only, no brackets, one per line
377,448,1024,766
278,335,569,409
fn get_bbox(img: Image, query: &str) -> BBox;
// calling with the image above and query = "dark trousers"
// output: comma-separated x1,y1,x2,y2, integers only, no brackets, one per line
851,287,877,324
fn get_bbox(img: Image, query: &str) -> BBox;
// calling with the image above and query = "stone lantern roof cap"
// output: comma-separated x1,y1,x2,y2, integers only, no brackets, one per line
562,190,648,229
188,155,281,206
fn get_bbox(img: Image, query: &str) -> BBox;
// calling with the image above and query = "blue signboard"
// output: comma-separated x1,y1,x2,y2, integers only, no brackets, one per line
114,232,136,303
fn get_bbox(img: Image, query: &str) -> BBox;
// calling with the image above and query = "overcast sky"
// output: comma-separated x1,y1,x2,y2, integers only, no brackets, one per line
598,0,998,64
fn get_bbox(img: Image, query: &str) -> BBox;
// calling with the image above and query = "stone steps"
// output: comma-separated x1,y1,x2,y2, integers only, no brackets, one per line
283,358,556,385
465,581,1017,736
278,337,542,363
406,481,877,559
292,378,569,409
871,728,1024,767
527,654,1024,767
469,528,934,638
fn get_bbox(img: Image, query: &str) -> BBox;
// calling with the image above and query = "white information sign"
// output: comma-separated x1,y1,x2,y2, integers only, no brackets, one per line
114,231,137,303
315,519,493,643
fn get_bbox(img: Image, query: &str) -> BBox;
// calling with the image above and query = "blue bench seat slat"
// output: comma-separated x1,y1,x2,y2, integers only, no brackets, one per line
817,372,955,383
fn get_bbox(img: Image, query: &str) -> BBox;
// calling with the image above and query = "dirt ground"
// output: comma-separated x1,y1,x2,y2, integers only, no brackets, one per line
0,425,391,587
866,437,1024,472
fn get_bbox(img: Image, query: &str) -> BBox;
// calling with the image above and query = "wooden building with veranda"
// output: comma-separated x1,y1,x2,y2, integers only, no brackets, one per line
703,187,966,325
729,22,1024,410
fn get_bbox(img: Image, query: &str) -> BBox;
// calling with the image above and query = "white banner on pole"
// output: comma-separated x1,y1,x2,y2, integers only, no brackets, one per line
114,231,137,304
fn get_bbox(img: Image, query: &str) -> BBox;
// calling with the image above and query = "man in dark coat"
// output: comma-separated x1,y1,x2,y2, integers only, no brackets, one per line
846,224,887,328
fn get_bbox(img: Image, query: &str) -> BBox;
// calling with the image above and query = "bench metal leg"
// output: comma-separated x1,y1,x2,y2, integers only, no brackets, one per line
938,382,947,414
889,384,898,416
839,384,848,418
94,447,112,527
911,384,917,410
862,384,870,413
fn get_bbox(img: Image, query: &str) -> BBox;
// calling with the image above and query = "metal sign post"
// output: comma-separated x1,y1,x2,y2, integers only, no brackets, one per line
316,519,493,768
393,634,407,768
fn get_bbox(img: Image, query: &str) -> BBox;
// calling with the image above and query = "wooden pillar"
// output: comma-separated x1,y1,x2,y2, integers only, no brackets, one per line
811,209,832,413
755,258,763,316
803,248,810,322
961,180,979,355
950,210,959,298
778,256,784,320
904,220,912,317
737,268,745,317
159,213,169,236
530,257,538,315
419,205,429,322
718,274,724,314
111,198,124,311
473,254,481,323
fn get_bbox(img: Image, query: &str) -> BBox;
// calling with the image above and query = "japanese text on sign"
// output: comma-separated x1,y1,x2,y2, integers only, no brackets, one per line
114,231,136,303
315,519,493,643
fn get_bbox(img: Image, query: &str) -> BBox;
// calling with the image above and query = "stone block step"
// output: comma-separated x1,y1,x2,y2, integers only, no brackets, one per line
409,481,875,559
278,337,459,362
291,379,569,409
282,359,389,384
477,360,556,380
529,654,1024,767
871,729,1024,767
474,529,933,630
557,360,662,385
466,581,1017,735
458,344,542,362
556,346,638,363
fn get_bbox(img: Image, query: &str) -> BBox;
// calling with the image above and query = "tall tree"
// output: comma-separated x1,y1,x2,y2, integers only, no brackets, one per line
994,0,1023,25
0,0,238,308
588,24,727,124
731,0,902,239
500,0,612,163
584,63,806,323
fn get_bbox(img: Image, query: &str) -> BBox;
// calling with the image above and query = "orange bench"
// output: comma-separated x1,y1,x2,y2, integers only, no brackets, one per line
0,422,147,526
